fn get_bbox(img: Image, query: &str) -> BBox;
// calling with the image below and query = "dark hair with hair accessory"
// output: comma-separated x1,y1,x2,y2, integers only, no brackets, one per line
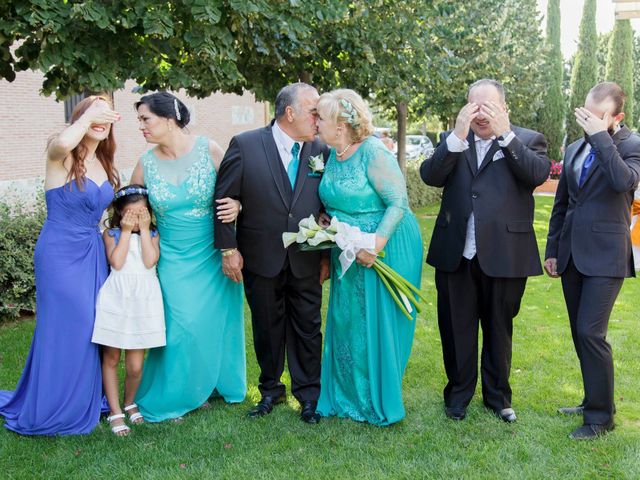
106,183,155,231
135,92,190,128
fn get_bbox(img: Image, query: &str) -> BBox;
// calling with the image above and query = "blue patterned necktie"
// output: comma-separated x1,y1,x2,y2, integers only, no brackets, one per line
578,149,596,188
288,142,300,188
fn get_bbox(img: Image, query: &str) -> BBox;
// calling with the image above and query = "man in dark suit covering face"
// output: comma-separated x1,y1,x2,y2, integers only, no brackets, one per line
421,79,550,423
545,82,640,440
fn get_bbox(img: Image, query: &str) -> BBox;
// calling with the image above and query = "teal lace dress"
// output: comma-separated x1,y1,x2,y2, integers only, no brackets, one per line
317,136,423,425
135,136,246,421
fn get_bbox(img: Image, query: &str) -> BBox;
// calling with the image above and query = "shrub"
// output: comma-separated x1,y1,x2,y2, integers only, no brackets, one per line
405,159,442,210
0,196,46,321
549,160,563,180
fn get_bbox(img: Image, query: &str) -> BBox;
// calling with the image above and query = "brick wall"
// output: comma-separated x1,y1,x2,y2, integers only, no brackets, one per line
0,72,270,202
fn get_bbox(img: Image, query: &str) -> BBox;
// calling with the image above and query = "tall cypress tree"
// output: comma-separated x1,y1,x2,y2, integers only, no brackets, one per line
539,0,564,161
566,0,598,143
606,20,635,129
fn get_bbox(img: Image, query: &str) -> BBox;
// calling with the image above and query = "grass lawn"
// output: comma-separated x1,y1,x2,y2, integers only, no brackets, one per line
1,195,639,479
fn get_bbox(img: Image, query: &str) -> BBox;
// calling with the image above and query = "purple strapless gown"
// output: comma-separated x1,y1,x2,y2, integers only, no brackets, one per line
0,178,113,435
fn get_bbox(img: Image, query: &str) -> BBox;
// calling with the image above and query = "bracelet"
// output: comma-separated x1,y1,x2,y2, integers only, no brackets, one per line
221,248,238,257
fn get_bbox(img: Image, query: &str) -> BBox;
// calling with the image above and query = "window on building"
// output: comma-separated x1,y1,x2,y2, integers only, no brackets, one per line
64,93,87,123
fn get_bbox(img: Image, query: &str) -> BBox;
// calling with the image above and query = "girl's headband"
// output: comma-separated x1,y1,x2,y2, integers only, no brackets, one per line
114,186,148,199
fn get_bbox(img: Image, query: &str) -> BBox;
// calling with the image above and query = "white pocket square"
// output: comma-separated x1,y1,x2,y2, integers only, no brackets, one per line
492,150,505,162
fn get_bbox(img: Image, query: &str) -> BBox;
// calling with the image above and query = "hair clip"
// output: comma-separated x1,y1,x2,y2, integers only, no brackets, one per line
339,98,360,127
174,98,181,121
114,187,148,199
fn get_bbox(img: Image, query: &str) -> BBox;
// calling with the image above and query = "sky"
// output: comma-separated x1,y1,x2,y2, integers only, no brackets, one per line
536,0,640,59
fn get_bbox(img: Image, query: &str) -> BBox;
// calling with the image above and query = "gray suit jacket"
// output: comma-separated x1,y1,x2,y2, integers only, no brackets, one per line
545,126,640,278
421,125,550,277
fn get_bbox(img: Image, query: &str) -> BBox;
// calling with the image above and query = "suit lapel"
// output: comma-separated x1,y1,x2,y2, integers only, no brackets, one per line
291,141,310,207
465,132,478,176
565,139,584,192
261,127,289,208
477,140,500,174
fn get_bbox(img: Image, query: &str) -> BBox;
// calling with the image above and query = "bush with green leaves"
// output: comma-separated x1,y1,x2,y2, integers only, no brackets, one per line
0,197,46,321
405,159,442,210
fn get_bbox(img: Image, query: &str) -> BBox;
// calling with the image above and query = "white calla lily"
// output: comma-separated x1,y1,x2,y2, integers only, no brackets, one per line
282,232,298,248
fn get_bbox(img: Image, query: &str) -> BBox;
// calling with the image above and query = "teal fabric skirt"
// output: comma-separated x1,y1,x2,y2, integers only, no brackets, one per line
135,221,246,422
317,213,423,425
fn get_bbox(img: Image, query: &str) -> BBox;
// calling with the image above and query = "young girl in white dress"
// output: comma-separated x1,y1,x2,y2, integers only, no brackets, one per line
92,184,165,436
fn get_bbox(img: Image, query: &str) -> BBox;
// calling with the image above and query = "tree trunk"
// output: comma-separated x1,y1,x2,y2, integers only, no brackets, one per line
300,71,312,84
396,101,408,176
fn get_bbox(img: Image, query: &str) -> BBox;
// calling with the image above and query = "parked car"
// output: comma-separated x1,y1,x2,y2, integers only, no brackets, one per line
405,135,434,160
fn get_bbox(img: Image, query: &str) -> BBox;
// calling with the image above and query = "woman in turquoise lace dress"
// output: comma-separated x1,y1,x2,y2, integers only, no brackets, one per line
130,92,246,422
315,89,423,426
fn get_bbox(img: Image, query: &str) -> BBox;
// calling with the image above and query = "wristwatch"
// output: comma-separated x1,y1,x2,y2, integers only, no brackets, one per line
221,248,238,257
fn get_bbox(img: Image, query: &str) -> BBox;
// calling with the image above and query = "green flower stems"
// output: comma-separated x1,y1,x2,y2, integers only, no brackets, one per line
374,258,428,303
373,262,413,321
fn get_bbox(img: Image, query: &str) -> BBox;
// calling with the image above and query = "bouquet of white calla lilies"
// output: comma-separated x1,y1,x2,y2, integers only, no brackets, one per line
282,215,426,320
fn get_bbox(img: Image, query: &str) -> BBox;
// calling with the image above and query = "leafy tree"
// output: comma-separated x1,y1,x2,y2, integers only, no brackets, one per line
566,0,598,144
596,32,611,82
412,0,546,132
605,20,635,129
538,0,564,161
0,0,346,99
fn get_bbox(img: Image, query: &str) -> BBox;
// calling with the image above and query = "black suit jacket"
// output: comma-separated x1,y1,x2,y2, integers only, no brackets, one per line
545,126,640,278
214,122,329,278
421,125,550,277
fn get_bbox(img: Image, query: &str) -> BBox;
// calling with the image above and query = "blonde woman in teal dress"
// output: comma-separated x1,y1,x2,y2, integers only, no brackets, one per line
315,89,423,426
130,92,246,422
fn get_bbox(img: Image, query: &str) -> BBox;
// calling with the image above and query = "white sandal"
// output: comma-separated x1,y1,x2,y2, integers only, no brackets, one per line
124,403,144,424
107,413,130,436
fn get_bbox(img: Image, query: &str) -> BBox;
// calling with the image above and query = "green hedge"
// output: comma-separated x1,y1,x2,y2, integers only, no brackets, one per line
406,159,442,210
0,197,45,320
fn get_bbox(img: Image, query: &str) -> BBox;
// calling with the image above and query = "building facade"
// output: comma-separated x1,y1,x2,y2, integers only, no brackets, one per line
0,70,270,205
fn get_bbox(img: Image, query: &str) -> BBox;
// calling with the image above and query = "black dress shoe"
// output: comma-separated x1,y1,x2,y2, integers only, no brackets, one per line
557,405,584,415
445,406,466,421
247,395,286,418
300,400,321,424
569,423,614,440
494,408,517,423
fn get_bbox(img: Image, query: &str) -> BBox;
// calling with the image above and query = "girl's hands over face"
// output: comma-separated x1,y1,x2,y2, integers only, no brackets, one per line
121,210,137,232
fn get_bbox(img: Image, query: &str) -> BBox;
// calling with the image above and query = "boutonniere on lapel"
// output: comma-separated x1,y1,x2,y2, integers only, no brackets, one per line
307,154,325,177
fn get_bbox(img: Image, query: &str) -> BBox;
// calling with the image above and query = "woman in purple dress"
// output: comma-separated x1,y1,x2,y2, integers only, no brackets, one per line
0,96,120,435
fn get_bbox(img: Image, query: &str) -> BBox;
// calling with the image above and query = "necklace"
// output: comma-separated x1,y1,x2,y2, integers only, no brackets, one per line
336,142,353,157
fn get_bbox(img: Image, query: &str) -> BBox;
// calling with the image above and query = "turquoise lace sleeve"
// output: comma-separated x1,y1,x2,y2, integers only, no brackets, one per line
365,139,409,239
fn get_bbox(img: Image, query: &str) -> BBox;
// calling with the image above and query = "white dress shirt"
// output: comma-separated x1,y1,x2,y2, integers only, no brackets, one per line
446,130,516,259
272,120,302,172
